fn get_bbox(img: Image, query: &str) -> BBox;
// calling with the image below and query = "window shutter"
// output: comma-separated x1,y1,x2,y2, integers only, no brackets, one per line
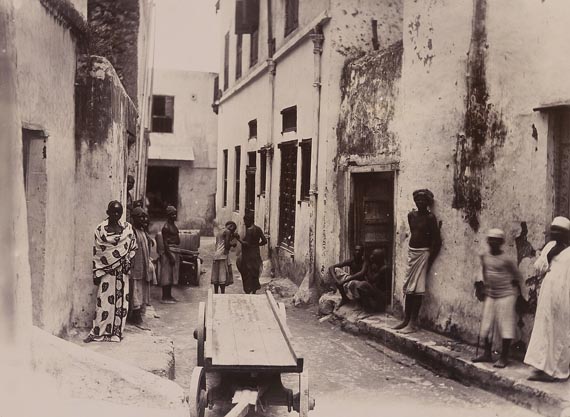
235,0,259,34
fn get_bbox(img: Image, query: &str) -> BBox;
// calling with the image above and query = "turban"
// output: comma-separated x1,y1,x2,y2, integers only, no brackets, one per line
486,228,505,240
412,189,434,202
132,207,146,218
551,216,570,231
165,206,177,216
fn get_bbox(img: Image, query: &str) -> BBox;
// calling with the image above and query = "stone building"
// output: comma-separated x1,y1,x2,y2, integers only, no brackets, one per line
335,0,570,344
12,0,155,334
148,69,218,235
213,0,403,298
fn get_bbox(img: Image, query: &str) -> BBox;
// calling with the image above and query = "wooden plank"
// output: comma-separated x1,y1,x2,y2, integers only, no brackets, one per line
225,401,251,417
265,291,301,368
230,295,270,366
211,294,239,366
204,289,214,362
249,296,297,367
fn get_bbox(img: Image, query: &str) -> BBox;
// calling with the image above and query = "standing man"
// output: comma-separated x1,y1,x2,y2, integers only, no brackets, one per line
393,189,441,334
236,212,267,294
525,216,570,381
128,207,152,327
126,174,135,224
159,206,180,303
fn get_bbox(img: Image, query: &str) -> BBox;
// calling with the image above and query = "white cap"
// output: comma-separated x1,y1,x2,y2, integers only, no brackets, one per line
487,228,505,239
551,216,570,231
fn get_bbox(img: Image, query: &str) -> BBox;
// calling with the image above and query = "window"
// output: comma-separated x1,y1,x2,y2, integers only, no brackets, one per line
248,119,257,138
300,139,311,200
151,95,174,133
246,151,257,216
236,34,243,80
223,32,229,90
235,146,241,210
235,0,260,34
278,142,297,248
285,0,298,36
250,29,259,67
281,106,297,133
550,109,570,217
259,149,267,195
222,149,228,206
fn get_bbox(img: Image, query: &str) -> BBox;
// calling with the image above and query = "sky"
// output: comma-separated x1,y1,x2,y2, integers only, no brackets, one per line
153,0,220,73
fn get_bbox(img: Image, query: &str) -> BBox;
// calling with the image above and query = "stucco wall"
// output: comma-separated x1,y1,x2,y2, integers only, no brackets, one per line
14,0,78,335
72,56,136,328
179,165,217,235
385,0,570,343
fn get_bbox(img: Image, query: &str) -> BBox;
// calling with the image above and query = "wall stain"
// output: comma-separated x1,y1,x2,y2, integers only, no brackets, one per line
515,222,536,264
532,124,538,141
452,0,507,231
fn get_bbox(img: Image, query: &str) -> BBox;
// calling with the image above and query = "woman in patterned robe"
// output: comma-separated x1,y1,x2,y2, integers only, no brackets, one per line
84,201,137,343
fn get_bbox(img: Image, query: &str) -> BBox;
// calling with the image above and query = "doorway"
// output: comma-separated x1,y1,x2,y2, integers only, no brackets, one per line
245,151,256,218
351,171,395,304
23,128,47,325
146,166,179,218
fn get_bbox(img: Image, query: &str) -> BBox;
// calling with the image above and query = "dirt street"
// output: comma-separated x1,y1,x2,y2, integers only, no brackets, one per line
148,237,539,417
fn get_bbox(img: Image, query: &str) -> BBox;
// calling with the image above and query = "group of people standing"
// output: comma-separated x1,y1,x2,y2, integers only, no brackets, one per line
331,188,570,382
85,196,268,343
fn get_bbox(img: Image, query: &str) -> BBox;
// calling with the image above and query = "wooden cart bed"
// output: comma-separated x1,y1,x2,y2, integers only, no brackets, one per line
204,291,303,372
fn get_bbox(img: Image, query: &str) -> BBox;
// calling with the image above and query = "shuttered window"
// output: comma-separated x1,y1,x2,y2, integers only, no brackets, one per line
151,95,174,133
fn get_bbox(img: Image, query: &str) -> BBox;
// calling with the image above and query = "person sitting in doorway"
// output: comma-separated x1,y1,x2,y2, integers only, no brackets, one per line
328,244,367,307
338,248,390,313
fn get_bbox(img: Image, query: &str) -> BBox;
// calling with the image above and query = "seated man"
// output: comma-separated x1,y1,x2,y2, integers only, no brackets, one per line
341,248,390,313
328,245,367,306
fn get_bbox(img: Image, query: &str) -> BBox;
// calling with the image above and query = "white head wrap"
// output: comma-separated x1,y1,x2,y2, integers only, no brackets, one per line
486,228,505,239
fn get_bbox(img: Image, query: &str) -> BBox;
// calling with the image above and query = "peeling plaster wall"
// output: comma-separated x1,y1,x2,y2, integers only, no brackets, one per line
14,0,78,335
72,56,136,328
314,0,404,285
388,0,570,344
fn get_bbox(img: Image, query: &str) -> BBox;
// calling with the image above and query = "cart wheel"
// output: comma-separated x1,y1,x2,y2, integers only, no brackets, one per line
189,366,208,417
196,301,206,366
278,302,287,322
299,369,313,416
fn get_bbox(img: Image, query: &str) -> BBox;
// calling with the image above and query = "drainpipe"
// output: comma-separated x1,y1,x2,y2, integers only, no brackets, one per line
264,0,275,255
308,27,324,287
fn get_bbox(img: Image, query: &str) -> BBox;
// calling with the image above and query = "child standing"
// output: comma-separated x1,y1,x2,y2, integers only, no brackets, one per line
211,221,237,294
473,228,523,368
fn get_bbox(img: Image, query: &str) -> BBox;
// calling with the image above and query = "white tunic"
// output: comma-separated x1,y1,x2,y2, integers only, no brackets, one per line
524,245,570,379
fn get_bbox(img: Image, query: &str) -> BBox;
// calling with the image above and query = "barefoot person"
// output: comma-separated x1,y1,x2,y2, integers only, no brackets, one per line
394,189,441,334
211,221,237,294
159,206,180,303
472,229,523,368
328,245,367,307
525,216,570,382
128,207,152,327
236,213,267,294
339,248,390,313
84,201,137,343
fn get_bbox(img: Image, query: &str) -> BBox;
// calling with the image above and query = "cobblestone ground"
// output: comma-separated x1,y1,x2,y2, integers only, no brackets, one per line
149,237,539,417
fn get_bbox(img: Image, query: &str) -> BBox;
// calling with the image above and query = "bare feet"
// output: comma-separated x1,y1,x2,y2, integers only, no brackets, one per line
471,353,493,363
399,324,419,334
392,321,408,330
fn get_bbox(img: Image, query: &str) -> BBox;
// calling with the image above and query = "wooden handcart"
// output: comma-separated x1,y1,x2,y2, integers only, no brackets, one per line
190,290,315,417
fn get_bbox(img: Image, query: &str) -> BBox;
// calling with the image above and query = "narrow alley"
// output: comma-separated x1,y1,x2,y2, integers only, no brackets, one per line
148,238,540,417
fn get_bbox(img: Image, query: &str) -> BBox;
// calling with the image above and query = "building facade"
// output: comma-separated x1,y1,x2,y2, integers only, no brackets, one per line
13,0,155,334
216,0,570,345
148,69,218,235
214,0,403,297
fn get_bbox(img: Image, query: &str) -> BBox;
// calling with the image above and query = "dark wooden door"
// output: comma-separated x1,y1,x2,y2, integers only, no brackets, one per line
278,143,297,249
